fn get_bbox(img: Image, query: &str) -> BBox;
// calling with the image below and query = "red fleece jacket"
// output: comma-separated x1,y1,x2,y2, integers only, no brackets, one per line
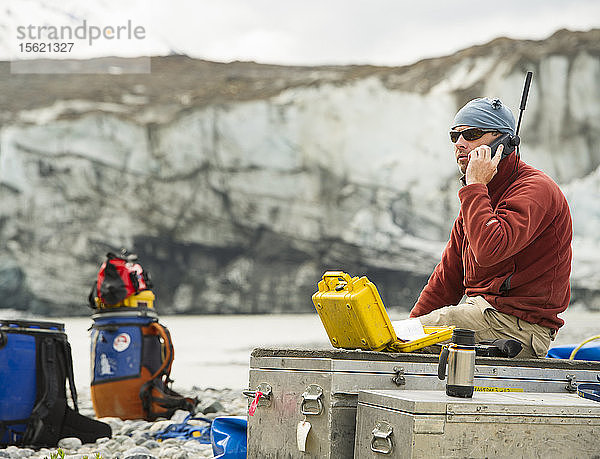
410,152,572,330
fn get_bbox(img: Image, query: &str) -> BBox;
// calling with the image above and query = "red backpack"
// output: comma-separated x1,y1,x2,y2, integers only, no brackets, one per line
89,252,153,307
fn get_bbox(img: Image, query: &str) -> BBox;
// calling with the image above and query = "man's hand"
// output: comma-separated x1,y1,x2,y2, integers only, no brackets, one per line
465,144,503,185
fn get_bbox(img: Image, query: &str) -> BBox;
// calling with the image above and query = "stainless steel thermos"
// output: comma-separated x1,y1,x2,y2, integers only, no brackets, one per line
437,328,476,397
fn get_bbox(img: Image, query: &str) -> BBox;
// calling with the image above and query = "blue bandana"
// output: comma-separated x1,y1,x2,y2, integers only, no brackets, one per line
452,97,516,135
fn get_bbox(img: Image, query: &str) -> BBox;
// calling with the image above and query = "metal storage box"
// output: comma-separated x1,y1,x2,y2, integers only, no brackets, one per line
247,348,600,458
354,390,600,458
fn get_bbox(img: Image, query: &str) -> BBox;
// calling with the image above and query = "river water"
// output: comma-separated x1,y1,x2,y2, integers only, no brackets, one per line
54,307,600,396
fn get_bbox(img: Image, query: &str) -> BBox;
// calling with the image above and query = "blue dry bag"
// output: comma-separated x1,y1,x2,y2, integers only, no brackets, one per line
211,416,247,459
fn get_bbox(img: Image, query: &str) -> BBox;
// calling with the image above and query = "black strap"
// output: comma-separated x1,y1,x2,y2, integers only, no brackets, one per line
63,340,78,412
23,337,63,446
88,282,98,309
7,333,108,448
0,419,29,447
139,378,197,421
129,271,140,292
60,407,111,443
91,320,157,331
0,419,30,426
142,270,153,289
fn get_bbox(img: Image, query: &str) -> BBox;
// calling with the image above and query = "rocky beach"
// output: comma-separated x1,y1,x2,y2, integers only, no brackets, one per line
0,387,248,459
2,309,600,458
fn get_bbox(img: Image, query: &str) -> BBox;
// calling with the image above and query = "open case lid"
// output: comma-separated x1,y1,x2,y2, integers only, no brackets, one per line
312,271,452,352
312,271,397,351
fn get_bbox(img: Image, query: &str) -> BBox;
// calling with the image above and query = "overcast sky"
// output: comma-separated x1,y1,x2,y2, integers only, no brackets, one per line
4,0,600,65
157,0,600,65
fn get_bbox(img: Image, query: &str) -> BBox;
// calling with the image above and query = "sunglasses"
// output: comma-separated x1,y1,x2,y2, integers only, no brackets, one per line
449,128,499,143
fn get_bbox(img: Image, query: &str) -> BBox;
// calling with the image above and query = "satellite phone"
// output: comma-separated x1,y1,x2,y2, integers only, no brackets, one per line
489,71,533,159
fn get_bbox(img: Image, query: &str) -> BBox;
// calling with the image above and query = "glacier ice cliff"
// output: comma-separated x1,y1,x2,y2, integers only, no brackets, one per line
0,29,599,315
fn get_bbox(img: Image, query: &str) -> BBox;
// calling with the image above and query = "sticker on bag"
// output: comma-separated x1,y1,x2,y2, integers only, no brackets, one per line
113,333,131,352
99,353,114,375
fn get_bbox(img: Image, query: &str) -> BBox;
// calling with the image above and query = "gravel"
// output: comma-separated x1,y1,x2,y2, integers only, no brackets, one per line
0,387,248,459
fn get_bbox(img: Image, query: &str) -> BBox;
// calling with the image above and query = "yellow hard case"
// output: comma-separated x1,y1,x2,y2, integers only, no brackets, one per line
312,271,452,352
94,290,155,310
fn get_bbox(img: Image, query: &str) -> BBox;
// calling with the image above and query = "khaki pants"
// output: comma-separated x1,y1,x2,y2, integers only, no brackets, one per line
417,296,555,358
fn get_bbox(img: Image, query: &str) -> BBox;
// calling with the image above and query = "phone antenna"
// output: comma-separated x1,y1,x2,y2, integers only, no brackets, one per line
515,71,533,137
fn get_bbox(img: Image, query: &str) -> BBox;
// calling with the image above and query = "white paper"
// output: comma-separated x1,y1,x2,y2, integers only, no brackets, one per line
391,318,427,341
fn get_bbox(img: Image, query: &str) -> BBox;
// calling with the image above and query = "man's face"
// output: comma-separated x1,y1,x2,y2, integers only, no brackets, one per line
452,126,501,175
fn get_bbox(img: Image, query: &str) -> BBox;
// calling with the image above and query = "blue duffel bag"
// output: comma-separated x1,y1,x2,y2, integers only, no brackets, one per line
0,319,111,447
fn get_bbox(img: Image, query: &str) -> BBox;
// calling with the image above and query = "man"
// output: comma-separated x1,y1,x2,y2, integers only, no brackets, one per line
409,97,572,358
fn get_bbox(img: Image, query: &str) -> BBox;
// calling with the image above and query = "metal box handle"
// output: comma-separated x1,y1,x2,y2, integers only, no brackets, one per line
371,421,393,454
300,384,324,416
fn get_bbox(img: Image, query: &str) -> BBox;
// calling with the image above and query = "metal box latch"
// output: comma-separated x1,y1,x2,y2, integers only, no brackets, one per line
392,366,406,386
371,421,394,454
243,382,273,407
565,374,577,393
300,384,324,416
